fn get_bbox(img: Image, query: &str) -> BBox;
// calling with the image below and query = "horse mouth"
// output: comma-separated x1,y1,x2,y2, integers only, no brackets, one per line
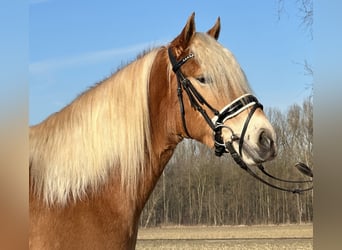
234,141,277,166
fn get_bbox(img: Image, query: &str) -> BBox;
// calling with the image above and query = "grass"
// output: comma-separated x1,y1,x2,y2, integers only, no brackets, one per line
136,224,313,250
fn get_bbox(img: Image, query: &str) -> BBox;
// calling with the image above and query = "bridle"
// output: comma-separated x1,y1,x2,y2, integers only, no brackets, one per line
168,47,313,194
168,48,261,157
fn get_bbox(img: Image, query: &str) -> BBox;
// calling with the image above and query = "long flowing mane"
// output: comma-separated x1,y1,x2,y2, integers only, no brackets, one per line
30,49,160,205
30,32,252,206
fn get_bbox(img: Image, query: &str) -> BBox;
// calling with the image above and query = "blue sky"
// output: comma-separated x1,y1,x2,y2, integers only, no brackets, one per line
29,0,313,125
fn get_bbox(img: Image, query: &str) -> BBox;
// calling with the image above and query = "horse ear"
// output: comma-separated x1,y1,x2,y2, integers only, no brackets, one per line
207,17,221,40
171,12,196,49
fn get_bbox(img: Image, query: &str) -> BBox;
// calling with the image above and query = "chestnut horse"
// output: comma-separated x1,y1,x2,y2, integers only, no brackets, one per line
29,13,277,249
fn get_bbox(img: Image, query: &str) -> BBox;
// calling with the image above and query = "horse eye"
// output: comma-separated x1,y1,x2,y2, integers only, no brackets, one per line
196,77,207,84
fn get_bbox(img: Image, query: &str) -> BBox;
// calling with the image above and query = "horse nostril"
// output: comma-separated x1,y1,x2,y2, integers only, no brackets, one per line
258,130,277,158
259,131,267,146
259,130,273,149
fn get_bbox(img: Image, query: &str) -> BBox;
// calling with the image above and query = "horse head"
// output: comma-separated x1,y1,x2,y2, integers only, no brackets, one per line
167,13,277,166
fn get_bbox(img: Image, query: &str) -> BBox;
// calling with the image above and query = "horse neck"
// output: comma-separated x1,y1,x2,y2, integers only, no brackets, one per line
135,48,183,205
29,48,182,208
30,49,160,205
29,49,184,249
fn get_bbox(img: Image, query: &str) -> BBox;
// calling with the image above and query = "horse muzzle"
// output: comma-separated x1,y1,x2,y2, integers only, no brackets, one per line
239,127,277,165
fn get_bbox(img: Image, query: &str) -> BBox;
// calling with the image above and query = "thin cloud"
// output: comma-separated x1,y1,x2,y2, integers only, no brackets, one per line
29,40,166,75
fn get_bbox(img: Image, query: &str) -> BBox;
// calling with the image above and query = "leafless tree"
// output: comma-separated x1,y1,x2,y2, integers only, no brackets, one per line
140,98,313,227
277,0,313,39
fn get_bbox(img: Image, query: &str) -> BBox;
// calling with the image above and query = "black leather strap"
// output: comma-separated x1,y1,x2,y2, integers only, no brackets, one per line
226,142,313,194
216,95,260,124
238,102,263,157
168,47,218,137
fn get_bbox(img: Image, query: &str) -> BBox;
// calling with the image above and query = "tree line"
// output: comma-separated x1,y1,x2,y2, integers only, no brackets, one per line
140,96,313,227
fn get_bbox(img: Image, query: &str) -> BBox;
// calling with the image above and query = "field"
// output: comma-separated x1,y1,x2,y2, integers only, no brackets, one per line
136,224,313,250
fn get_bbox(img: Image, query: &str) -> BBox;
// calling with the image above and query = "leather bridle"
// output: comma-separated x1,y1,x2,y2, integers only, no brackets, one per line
168,47,313,194
168,47,262,156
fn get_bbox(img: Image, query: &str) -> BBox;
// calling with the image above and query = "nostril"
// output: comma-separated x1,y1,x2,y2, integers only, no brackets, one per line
258,130,274,149
258,130,277,157
259,131,269,147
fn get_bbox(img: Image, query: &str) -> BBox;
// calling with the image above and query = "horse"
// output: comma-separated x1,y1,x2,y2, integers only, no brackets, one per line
29,13,277,249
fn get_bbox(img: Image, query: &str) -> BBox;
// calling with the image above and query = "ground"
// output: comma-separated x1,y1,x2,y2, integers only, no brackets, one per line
136,224,313,250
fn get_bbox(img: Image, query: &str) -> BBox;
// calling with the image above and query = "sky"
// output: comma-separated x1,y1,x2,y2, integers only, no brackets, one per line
29,0,313,125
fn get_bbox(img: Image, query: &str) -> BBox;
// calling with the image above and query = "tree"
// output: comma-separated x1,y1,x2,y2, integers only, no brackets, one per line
277,0,313,93
277,0,313,39
140,98,313,227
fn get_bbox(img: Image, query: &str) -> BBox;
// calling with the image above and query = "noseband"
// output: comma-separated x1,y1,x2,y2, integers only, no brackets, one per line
168,47,313,194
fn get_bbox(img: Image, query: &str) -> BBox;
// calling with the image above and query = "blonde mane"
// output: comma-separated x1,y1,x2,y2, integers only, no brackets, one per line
30,49,159,205
29,33,251,206
190,33,251,100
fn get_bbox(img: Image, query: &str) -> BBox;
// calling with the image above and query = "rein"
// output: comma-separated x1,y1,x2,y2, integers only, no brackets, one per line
168,47,313,194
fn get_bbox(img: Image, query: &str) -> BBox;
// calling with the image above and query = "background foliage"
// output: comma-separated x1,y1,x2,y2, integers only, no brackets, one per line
140,97,313,227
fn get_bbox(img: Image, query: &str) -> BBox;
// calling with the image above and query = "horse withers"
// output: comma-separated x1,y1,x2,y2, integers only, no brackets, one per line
29,13,276,249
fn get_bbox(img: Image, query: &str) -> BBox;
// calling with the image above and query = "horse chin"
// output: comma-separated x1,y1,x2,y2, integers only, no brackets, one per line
241,153,265,167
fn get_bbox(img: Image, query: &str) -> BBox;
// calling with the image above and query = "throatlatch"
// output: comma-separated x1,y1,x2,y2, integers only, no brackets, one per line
168,47,313,194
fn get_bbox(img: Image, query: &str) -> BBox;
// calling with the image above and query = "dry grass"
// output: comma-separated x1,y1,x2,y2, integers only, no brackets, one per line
136,224,313,250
